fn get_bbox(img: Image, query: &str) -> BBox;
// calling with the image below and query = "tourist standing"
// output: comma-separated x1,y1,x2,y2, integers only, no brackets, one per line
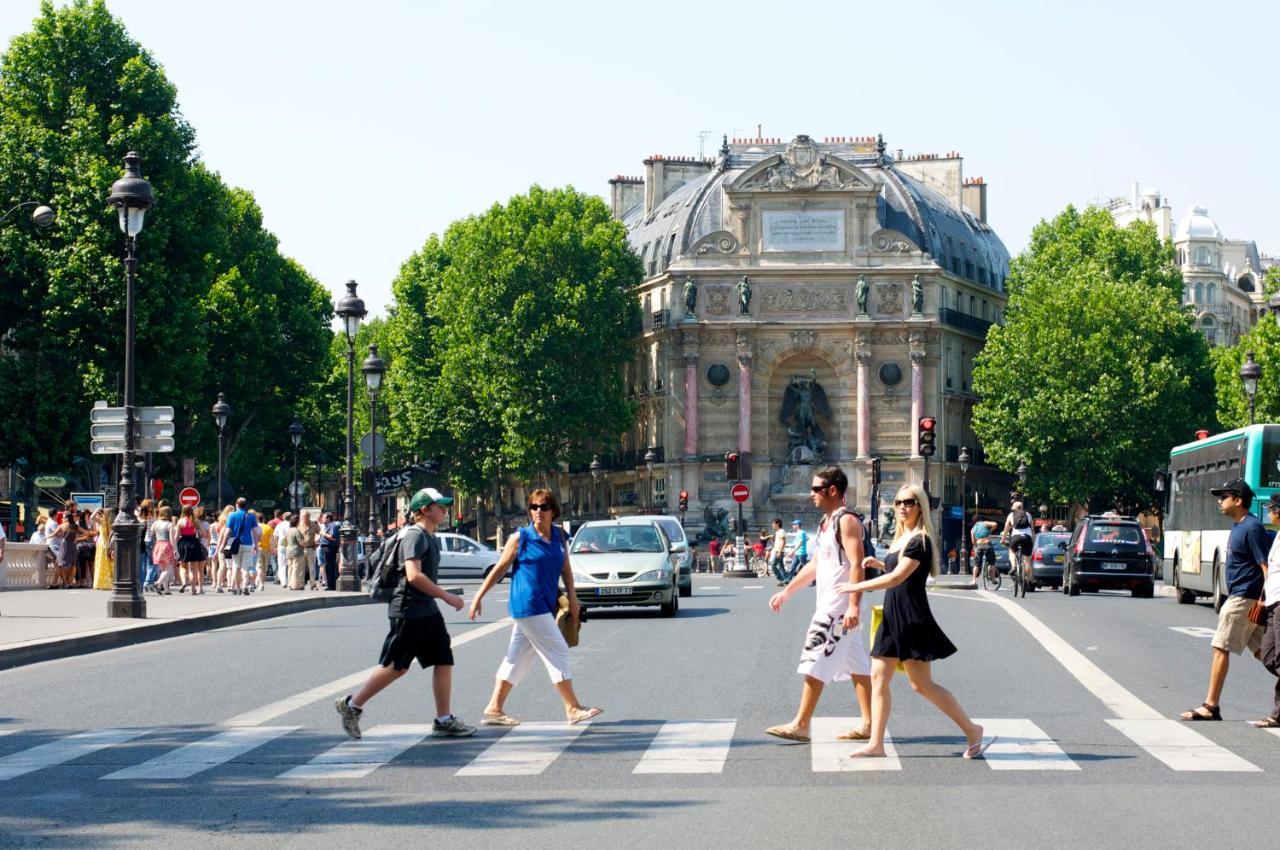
150,507,177,594
216,498,260,597
173,506,203,594
299,511,320,590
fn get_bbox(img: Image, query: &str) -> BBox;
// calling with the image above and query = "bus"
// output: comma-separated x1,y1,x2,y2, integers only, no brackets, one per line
1162,424,1279,610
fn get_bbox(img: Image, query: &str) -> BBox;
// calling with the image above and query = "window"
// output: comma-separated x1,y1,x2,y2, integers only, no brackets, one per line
1195,282,1204,302
1195,246,1212,266
1207,283,1217,304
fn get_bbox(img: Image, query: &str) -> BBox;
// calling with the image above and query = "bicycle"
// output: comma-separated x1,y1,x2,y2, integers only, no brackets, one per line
1007,539,1034,598
979,550,1001,591
749,554,770,578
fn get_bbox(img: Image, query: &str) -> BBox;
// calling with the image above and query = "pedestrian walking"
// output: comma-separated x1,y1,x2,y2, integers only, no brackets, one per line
283,514,306,590
766,466,873,743
299,511,320,590
92,509,116,590
173,505,204,594
196,506,212,591
1180,478,1268,721
768,518,788,585
786,519,810,581
255,512,273,588
148,507,176,594
137,500,156,590
334,487,475,741
468,488,601,727
708,537,721,574
839,482,995,759
1253,493,1280,729
215,498,260,597
48,504,84,589
321,512,341,589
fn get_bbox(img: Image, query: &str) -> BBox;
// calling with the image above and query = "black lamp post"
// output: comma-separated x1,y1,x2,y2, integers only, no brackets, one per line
644,448,656,513
212,392,230,510
313,448,325,512
1240,350,1261,426
959,446,971,578
105,152,154,619
335,280,366,591
589,454,602,518
289,418,304,512
1017,459,1028,506
362,344,385,541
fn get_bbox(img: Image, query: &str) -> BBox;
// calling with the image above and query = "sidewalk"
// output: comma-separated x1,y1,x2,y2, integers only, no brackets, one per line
0,585,373,671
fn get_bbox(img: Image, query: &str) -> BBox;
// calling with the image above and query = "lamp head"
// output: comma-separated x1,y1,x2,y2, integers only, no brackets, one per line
1240,350,1261,396
362,344,385,393
106,152,155,237
958,446,971,474
211,392,231,432
289,418,304,448
335,280,366,343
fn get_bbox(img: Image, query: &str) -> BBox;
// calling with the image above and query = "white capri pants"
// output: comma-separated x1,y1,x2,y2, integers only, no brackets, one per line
495,614,572,685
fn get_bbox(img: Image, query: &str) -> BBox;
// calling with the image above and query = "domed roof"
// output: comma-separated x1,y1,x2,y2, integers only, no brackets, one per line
1175,206,1223,242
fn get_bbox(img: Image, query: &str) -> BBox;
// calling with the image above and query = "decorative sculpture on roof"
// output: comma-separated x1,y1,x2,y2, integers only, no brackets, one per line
737,275,752,316
739,135,860,191
683,277,697,318
780,369,831,462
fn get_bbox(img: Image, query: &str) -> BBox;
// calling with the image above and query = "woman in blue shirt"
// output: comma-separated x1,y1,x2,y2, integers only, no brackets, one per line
469,489,602,726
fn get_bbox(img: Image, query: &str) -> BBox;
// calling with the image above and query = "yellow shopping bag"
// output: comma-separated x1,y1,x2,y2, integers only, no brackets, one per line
868,605,907,672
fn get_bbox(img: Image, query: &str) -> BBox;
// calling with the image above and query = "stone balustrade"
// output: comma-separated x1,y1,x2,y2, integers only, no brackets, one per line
1,542,51,589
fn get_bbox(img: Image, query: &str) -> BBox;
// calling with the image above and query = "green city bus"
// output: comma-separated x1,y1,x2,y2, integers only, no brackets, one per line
1162,424,1279,610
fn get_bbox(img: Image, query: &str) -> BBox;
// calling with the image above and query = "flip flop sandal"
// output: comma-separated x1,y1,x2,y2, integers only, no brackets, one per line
963,735,998,759
567,707,602,726
765,725,811,744
1249,716,1280,728
835,728,871,741
1179,703,1222,721
481,712,520,727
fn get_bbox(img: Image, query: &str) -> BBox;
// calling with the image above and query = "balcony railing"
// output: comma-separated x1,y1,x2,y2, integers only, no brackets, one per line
939,308,994,336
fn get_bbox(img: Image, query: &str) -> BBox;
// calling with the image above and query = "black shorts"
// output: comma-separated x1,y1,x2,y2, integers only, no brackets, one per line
379,615,454,671
1010,534,1033,556
974,547,995,567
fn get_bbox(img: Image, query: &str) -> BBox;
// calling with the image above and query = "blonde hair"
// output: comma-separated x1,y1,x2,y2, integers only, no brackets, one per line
889,482,938,576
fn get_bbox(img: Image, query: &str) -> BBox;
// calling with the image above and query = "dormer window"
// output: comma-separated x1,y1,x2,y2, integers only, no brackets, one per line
1195,246,1212,267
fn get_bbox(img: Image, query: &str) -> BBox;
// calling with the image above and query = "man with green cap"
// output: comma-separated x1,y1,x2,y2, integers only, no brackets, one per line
335,487,476,739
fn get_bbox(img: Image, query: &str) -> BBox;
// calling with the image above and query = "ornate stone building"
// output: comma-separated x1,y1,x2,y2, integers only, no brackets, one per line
582,134,1012,546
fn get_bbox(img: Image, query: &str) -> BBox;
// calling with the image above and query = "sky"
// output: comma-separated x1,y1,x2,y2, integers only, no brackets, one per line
1,0,1275,318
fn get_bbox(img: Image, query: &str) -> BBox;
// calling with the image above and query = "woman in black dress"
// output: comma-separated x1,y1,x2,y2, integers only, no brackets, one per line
838,483,996,759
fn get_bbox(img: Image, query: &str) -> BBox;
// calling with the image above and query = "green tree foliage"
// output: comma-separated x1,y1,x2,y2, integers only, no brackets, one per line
0,0,337,503
972,206,1214,511
1212,267,1280,428
385,185,641,493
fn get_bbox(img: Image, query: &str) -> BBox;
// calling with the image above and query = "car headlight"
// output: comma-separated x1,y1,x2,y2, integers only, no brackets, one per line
634,568,669,583
572,572,593,585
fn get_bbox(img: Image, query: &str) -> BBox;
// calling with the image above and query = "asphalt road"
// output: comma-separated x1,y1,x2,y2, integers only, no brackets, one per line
2,576,1279,848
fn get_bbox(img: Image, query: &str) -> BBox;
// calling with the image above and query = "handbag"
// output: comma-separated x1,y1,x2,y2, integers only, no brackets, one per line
223,511,245,556
1247,599,1267,626
556,593,583,647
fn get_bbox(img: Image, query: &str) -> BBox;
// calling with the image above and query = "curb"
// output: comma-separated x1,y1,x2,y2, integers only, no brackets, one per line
0,593,375,671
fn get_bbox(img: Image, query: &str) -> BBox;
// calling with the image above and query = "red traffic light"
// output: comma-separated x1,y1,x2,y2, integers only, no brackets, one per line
679,490,688,500
919,417,936,432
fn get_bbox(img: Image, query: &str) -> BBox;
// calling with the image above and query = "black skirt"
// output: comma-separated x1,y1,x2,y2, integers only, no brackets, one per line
177,536,206,563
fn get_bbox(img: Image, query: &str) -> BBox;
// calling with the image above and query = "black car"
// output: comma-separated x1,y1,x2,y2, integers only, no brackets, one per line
1062,514,1155,598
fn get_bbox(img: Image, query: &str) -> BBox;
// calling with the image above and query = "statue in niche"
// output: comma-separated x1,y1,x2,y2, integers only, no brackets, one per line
779,369,832,462
737,275,752,315
683,277,697,318
856,276,869,316
911,275,924,315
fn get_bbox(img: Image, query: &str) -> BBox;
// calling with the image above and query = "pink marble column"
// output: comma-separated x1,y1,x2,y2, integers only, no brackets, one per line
910,350,924,458
737,353,752,453
856,349,871,458
684,354,698,457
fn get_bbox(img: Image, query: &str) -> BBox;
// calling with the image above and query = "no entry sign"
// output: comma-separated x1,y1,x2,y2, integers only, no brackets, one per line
731,482,750,503
179,487,200,508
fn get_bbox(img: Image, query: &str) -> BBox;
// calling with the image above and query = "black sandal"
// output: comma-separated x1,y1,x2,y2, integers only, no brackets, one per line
1179,702,1222,721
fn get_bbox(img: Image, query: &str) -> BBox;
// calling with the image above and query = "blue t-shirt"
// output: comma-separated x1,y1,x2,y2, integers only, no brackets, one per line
794,529,809,557
1225,513,1268,600
509,525,565,619
227,509,258,545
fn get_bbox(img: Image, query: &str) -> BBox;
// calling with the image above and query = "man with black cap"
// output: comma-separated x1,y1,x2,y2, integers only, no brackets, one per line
334,487,475,740
1180,477,1269,722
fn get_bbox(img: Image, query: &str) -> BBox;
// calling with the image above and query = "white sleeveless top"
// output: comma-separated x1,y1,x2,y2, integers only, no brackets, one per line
813,512,854,620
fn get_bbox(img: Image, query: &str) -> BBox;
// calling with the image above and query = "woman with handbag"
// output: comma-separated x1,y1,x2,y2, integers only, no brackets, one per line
468,489,601,727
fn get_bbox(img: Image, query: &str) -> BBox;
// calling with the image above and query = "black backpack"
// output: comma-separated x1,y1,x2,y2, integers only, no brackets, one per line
1012,509,1031,530
367,529,409,603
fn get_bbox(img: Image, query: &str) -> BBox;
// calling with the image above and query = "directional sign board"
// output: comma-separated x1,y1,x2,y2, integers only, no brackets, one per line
90,436,175,455
89,405,175,425
731,482,750,503
90,421,175,440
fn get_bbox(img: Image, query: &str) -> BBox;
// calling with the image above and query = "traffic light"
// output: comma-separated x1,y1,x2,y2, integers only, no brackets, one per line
678,490,689,512
725,451,740,481
918,416,936,457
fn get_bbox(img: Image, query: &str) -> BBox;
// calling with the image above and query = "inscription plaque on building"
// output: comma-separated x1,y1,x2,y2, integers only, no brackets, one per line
762,210,844,252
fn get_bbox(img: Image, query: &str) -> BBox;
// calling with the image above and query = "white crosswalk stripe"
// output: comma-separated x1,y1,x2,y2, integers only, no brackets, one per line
0,728,18,738
456,721,590,777
633,720,736,774
0,728,151,781
810,718,900,771
279,724,434,779
972,719,1078,770
1260,725,1280,742
104,726,300,780
1107,718,1260,772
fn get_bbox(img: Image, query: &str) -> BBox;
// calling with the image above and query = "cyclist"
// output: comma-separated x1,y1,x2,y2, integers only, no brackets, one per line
1001,501,1035,584
970,517,998,587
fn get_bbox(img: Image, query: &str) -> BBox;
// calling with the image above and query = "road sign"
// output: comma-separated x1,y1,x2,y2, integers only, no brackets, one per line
33,475,67,488
359,432,387,467
731,482,750,503
90,436,175,455
89,421,175,440
70,492,106,512
89,404,175,425
288,481,307,499
179,487,200,508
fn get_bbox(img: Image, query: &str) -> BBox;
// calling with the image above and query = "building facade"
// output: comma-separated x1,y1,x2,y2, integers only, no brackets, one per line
579,134,1012,547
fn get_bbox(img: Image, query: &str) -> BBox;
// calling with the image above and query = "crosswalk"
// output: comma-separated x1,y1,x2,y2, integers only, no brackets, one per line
1,716,1277,782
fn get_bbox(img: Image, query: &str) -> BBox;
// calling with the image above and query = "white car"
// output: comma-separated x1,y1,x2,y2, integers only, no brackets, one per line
436,532,500,580
569,520,683,616
611,514,692,597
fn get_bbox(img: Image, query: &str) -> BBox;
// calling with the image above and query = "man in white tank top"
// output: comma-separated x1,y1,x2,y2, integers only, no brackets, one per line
765,465,873,743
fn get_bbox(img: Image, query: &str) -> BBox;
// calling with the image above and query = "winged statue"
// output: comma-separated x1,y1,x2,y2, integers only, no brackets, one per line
779,369,831,461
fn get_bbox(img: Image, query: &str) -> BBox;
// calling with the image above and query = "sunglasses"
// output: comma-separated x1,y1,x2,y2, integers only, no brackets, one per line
1215,493,1239,502
810,484,831,493
529,504,553,512
894,498,919,507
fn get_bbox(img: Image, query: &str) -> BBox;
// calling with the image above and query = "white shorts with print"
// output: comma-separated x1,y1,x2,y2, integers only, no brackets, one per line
797,611,871,682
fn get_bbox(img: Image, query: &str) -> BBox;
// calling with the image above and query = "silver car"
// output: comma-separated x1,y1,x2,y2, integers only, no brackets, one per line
612,514,692,597
569,520,683,617
436,532,500,580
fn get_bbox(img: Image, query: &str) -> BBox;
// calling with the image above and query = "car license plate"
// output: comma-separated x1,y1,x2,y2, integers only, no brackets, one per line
1102,562,1127,570
598,587,630,596
1046,556,1060,564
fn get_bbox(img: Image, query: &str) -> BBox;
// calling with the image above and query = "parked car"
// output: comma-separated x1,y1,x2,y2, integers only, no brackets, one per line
436,532,501,580
1028,531,1071,590
613,514,692,597
1062,514,1156,598
568,520,682,616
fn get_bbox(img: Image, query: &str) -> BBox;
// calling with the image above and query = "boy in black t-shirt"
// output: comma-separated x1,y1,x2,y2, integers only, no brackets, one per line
335,488,475,740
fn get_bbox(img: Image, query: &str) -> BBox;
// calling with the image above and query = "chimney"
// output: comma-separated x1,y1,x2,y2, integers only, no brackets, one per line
962,177,988,223
608,175,644,220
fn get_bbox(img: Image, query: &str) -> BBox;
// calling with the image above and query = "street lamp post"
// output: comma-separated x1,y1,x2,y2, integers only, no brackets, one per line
0,201,55,230
1017,459,1028,508
959,446,971,578
7,457,26,540
335,280,367,591
289,418,303,513
1240,350,1261,426
212,393,230,510
644,449,656,513
105,152,154,619
362,344,385,541
589,455,602,519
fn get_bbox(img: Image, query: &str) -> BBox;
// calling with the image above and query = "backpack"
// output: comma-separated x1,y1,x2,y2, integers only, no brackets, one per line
832,507,877,576
1012,509,1031,531
368,528,410,603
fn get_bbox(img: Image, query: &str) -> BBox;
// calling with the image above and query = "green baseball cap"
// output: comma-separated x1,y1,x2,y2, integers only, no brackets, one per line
409,487,453,511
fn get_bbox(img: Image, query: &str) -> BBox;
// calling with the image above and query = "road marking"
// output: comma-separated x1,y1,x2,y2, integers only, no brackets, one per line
1107,719,1260,772
972,719,1078,771
456,721,590,777
0,729,17,738
810,717,900,771
280,724,433,779
221,618,513,728
1258,725,1280,742
980,591,1260,772
742,585,764,590
1168,626,1216,639
0,728,151,781
104,726,300,780
702,586,722,590
633,720,736,774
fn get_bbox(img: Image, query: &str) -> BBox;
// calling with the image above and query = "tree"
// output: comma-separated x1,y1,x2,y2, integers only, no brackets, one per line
385,185,641,494
972,206,1214,512
1211,267,1280,428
